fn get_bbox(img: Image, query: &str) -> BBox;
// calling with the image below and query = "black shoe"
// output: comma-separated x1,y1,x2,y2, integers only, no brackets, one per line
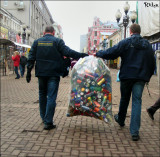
146,108,155,120
114,114,125,127
44,124,56,130
132,135,140,141
15,77,20,79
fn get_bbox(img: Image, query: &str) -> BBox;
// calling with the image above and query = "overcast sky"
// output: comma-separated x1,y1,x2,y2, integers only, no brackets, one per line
45,1,136,51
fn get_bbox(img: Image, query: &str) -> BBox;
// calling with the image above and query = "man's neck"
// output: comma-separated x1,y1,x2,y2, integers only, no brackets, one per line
131,33,139,36
44,33,53,36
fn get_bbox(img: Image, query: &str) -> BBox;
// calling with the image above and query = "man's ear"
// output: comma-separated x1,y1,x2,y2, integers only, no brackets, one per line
130,29,133,36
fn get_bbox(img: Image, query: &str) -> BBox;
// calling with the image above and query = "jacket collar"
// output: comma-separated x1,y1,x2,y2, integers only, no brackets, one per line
44,34,54,37
131,33,141,37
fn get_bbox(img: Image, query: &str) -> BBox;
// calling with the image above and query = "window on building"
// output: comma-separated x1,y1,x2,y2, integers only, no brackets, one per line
94,31,97,36
4,16,6,23
4,1,8,6
39,1,43,10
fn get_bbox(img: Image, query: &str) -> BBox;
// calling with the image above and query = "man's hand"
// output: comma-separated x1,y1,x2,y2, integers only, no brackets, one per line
81,53,89,58
26,72,31,83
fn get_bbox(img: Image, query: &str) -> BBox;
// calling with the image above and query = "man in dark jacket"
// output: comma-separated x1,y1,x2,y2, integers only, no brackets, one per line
26,26,88,130
96,24,155,141
20,53,27,77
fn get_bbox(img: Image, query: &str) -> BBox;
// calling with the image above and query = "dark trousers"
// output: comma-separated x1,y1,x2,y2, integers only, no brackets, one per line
19,64,25,77
118,80,145,135
150,98,160,112
38,76,60,125
14,66,20,78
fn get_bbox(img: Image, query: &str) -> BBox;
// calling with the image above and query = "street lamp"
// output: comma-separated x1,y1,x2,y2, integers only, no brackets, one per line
102,38,108,51
17,24,31,45
115,1,137,39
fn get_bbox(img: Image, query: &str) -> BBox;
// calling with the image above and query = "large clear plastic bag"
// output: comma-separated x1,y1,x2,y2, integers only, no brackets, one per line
67,56,113,123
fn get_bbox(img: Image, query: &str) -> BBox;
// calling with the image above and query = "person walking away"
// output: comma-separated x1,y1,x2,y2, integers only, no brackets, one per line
20,52,27,77
147,98,160,120
12,51,20,79
95,24,155,141
26,26,88,130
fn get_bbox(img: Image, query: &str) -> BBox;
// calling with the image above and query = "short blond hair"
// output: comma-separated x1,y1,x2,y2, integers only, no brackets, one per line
14,51,19,55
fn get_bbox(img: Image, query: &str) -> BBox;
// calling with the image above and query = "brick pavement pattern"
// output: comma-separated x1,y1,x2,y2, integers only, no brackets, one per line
1,69,160,157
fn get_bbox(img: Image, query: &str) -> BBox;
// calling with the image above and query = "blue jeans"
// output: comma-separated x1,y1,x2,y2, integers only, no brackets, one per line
118,80,145,136
14,66,20,78
19,64,25,77
38,76,60,125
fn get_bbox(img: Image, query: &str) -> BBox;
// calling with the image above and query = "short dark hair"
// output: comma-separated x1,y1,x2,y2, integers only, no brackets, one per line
130,24,141,34
45,26,55,33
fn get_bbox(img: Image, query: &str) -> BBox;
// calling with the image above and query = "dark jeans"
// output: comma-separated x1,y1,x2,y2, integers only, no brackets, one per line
14,66,20,78
19,64,25,77
118,80,145,136
38,76,60,125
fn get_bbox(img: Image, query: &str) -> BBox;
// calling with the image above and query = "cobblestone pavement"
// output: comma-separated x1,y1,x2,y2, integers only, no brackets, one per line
1,69,160,157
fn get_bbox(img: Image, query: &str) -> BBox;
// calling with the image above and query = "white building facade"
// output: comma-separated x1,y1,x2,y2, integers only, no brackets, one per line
1,0,54,46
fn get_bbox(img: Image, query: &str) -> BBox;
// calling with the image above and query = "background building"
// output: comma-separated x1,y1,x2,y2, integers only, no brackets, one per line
87,17,119,54
1,0,54,46
0,7,22,42
107,30,121,68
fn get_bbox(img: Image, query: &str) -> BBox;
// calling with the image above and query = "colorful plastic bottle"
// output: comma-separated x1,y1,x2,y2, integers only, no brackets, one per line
101,94,107,107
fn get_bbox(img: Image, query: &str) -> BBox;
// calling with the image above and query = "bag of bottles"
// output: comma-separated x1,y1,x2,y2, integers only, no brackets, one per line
67,55,113,123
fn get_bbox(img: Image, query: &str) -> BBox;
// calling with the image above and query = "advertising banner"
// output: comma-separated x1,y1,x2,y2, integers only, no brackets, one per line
0,26,8,39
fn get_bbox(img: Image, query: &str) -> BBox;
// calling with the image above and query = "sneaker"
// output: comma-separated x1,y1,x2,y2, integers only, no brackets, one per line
132,135,140,141
146,108,154,120
15,77,20,79
44,124,56,130
114,114,125,127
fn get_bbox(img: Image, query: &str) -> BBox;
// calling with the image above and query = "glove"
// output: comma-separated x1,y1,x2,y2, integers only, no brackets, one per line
81,53,89,58
26,72,31,83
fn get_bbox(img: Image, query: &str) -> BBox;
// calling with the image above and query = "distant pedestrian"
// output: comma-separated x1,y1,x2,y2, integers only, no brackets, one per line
20,53,27,77
147,98,160,120
26,26,88,130
12,51,20,79
95,24,155,141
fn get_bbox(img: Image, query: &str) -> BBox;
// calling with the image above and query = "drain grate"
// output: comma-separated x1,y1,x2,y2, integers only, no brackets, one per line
21,129,41,133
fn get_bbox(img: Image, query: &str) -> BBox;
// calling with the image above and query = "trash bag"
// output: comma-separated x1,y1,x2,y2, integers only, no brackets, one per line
67,56,113,123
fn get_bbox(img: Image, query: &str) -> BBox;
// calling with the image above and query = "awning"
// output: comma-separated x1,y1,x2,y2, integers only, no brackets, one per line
13,42,31,48
0,38,31,48
0,38,15,46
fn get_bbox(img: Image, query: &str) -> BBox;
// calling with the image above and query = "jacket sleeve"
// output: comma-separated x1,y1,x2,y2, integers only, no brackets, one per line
12,56,16,61
57,39,87,59
12,55,19,61
96,40,126,60
27,40,37,71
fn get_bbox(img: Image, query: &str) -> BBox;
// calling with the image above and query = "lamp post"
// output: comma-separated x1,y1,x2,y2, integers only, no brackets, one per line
17,24,31,45
115,1,137,39
102,38,108,51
